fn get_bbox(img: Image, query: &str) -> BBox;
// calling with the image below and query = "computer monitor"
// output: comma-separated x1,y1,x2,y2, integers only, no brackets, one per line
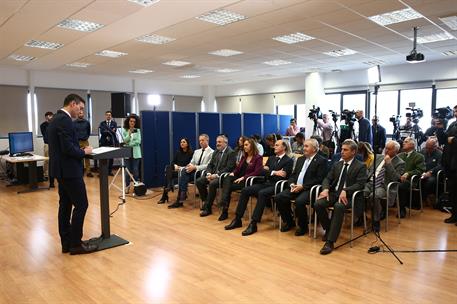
8,132,33,156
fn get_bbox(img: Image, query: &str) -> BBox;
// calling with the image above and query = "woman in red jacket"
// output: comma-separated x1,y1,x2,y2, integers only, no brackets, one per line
217,138,263,221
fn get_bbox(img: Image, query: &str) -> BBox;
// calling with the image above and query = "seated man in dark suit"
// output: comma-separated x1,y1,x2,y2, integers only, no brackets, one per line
420,137,442,204
198,135,236,216
47,94,97,255
224,139,293,235
398,137,426,217
275,139,328,236
364,140,405,232
315,139,368,255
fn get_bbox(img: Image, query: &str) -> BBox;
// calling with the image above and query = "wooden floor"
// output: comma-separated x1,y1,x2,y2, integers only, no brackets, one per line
1,176,456,304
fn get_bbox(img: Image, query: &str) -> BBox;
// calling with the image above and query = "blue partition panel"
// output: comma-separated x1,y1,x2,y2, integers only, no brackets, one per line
172,112,197,151
243,113,262,137
262,114,277,136
141,111,170,188
198,113,220,148
222,113,241,149
279,114,293,135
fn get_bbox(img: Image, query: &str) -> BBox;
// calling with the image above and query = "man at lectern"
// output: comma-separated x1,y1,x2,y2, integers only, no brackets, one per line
48,94,98,255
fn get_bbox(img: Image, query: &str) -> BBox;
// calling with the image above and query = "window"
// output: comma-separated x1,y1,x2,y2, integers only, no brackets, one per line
436,88,457,109
370,91,398,134
399,88,432,131
320,93,340,117
342,93,366,113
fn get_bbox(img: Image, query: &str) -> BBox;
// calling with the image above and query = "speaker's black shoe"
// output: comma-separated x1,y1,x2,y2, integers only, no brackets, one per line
225,218,242,230
218,209,229,221
444,214,457,224
320,241,334,255
242,222,257,236
168,202,183,209
280,222,295,232
294,226,308,236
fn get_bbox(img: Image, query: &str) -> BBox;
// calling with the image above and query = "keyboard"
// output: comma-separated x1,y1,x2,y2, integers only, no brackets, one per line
14,152,33,157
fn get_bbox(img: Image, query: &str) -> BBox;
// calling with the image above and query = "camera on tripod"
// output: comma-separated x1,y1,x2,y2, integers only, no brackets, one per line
389,115,401,124
405,107,423,124
329,110,340,123
308,105,322,120
432,106,453,120
341,109,357,126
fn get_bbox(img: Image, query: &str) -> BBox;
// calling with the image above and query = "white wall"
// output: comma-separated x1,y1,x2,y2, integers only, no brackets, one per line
215,76,305,96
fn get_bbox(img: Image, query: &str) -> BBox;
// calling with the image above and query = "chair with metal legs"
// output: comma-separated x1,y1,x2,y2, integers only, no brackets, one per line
409,175,423,216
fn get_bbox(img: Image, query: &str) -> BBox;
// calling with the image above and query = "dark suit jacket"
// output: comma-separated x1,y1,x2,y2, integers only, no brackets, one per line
99,120,118,146
366,154,405,189
288,154,328,191
372,125,386,153
206,147,236,175
264,154,293,184
358,117,372,144
398,150,426,180
48,110,85,179
323,158,368,197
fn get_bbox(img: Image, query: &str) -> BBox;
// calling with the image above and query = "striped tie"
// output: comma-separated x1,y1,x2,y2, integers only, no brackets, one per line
374,167,385,188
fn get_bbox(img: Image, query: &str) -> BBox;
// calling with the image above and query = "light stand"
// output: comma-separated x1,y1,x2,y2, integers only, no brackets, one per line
109,158,135,204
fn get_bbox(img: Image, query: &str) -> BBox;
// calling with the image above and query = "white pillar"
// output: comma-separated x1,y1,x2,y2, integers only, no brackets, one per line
202,85,216,112
304,72,326,138
132,79,139,114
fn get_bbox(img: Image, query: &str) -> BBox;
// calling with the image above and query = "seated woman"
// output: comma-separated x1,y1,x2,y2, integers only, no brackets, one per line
158,138,193,203
358,141,374,168
234,136,248,165
218,138,263,221
122,114,142,193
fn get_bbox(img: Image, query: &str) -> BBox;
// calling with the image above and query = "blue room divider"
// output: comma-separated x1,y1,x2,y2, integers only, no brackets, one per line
262,114,278,136
198,112,220,149
243,113,262,138
172,112,197,151
222,113,241,148
279,115,293,135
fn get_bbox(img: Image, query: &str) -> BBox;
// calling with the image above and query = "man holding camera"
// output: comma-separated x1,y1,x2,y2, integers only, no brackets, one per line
442,105,457,224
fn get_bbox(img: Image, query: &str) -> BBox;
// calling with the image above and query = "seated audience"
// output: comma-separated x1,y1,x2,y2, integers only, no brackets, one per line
198,135,236,216
311,135,330,159
397,137,426,217
315,139,368,255
251,134,264,156
218,138,263,221
364,140,405,232
225,139,293,235
358,141,374,168
291,133,305,154
276,139,328,235
159,138,193,203
234,136,248,165
168,134,214,209
420,137,442,205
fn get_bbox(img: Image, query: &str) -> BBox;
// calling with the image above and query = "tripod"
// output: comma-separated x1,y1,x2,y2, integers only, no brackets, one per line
109,158,136,204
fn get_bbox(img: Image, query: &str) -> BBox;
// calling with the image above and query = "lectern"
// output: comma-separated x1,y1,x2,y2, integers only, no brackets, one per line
87,147,132,251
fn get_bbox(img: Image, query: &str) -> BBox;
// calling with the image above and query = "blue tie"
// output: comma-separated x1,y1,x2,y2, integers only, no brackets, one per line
297,158,310,185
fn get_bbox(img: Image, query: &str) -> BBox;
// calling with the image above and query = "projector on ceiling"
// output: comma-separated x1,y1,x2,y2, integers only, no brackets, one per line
406,51,425,63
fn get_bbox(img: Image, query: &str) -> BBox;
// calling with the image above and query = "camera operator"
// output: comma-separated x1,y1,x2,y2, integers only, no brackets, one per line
286,118,300,136
317,113,333,142
371,116,386,154
442,105,457,224
355,110,372,144
424,118,446,145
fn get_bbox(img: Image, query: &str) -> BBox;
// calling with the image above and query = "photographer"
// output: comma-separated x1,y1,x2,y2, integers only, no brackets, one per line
355,110,372,144
317,113,333,142
424,118,446,146
442,105,457,224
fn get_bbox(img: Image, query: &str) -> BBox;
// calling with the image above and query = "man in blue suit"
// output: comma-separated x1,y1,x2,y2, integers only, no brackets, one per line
48,94,97,255
356,110,372,144
98,110,118,175
372,116,386,154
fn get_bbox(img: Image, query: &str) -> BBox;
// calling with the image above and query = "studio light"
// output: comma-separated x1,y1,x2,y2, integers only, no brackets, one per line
367,65,381,84
148,94,161,106
406,27,425,63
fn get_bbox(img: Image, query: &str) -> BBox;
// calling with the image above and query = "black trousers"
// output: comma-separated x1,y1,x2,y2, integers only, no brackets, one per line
163,165,178,189
315,192,349,243
196,176,220,208
220,176,245,209
57,178,89,248
235,183,275,222
399,180,421,210
421,176,437,198
276,189,310,229
449,175,457,216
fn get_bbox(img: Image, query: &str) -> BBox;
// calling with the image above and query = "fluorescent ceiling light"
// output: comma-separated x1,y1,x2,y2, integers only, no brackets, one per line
208,49,243,57
216,68,239,73
162,60,191,67
25,40,63,50
66,62,91,68
57,19,104,32
363,60,385,66
180,75,200,79
129,69,153,74
323,49,357,57
272,32,314,44
196,9,246,26
128,0,160,7
417,32,454,43
136,34,175,44
263,60,292,66
369,8,423,26
439,15,457,30
442,50,457,56
95,50,127,58
9,54,35,61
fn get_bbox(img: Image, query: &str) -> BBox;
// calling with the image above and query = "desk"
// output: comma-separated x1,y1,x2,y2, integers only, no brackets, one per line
4,154,49,194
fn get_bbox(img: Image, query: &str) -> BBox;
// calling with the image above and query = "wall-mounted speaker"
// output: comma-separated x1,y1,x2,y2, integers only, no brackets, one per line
111,92,131,118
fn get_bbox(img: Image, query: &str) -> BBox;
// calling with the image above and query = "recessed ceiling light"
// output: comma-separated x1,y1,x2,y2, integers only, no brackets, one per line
57,19,104,32
208,49,243,57
442,50,457,56
257,74,276,77
323,49,357,57
439,15,457,30
129,69,154,74
9,54,35,62
216,68,240,73
196,9,246,26
135,34,175,44
180,75,200,79
369,8,423,26
417,32,454,43
263,60,292,66
66,62,91,68
162,60,191,67
362,60,385,66
272,32,314,44
128,0,160,7
25,40,63,50
95,50,128,58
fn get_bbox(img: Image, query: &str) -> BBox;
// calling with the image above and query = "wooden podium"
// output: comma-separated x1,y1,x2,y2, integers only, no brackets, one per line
87,147,132,251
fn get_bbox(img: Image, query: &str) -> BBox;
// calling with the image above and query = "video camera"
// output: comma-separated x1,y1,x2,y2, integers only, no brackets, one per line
308,105,322,120
389,115,401,124
405,107,423,124
432,106,453,120
329,110,340,123
341,109,357,125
